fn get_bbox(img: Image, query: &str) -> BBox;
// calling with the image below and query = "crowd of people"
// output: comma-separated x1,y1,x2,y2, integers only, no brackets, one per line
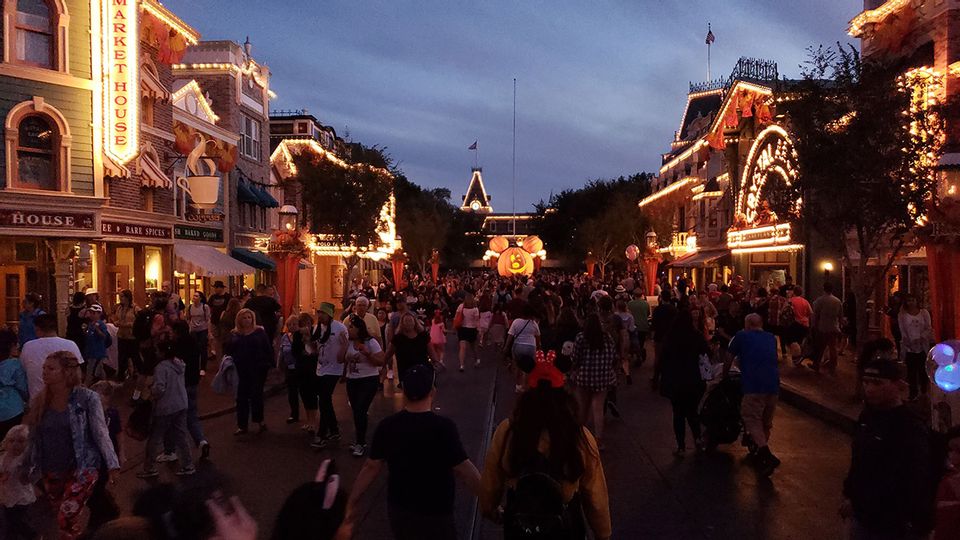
0,268,957,539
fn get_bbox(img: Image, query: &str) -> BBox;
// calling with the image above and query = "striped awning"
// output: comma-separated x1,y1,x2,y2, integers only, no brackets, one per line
137,151,173,189
103,153,130,178
175,245,255,277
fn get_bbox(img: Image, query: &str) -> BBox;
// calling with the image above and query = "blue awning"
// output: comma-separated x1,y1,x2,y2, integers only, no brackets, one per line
231,248,276,271
237,181,259,205
256,185,279,208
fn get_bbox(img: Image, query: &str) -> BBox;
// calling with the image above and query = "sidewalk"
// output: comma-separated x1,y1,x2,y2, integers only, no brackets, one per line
778,351,861,434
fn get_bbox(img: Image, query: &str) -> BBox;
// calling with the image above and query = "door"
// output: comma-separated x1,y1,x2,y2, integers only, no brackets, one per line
107,265,131,308
0,265,27,327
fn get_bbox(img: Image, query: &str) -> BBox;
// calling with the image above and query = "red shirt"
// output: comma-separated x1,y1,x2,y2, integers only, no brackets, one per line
789,296,813,327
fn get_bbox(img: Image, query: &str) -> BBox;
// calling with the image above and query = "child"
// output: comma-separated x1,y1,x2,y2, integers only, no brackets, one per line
487,304,508,350
137,339,195,478
936,427,960,539
1,424,36,540
429,309,446,368
83,304,112,385
89,380,123,531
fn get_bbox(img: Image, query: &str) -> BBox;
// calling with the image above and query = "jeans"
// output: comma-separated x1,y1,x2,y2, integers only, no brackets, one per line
191,329,209,372
670,389,703,448
317,375,340,438
116,338,139,380
84,357,106,385
286,368,300,420
165,386,205,451
146,410,193,471
236,368,268,430
346,376,379,445
904,352,929,399
512,344,537,373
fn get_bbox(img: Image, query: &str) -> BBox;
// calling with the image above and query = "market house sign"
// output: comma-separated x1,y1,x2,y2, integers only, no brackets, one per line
175,224,223,243
0,209,95,230
101,220,172,239
104,0,139,163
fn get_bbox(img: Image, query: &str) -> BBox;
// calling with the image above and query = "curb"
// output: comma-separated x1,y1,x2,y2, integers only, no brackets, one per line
779,382,858,435
197,382,288,421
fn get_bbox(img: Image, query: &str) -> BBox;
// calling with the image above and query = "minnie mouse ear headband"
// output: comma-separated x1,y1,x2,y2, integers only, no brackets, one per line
527,350,565,389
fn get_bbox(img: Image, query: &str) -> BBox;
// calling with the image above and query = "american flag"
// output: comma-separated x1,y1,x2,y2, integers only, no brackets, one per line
705,24,715,45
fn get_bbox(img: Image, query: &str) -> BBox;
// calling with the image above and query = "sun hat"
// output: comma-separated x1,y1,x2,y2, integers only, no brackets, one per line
318,302,336,319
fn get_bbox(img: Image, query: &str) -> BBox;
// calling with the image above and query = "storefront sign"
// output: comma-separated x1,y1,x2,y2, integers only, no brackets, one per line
185,212,224,223
101,220,172,239
104,0,139,162
0,209,95,230
175,224,223,243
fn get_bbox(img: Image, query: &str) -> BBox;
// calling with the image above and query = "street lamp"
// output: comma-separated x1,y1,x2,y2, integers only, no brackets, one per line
821,261,834,284
646,230,658,249
279,205,298,232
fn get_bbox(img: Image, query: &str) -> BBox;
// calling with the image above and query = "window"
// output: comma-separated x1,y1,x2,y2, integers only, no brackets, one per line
15,115,57,190
260,207,266,231
238,203,247,227
141,96,154,127
240,115,261,160
13,0,53,68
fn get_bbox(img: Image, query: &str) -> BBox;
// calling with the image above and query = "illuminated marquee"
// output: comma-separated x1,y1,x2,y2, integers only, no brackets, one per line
104,0,139,163
736,125,799,226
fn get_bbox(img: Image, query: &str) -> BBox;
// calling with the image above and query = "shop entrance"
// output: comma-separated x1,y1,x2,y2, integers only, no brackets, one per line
0,265,26,326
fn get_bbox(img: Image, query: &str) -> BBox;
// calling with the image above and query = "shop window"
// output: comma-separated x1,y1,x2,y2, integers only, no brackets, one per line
240,115,261,160
141,96,154,127
5,97,71,192
238,203,247,227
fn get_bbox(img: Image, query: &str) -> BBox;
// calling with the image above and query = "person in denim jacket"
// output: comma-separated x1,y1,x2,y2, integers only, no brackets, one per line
24,351,119,540
83,305,111,385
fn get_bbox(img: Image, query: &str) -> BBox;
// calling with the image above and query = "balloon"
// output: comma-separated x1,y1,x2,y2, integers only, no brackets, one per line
625,244,640,261
928,340,960,393
931,343,956,367
934,364,960,393
489,236,510,254
521,235,544,254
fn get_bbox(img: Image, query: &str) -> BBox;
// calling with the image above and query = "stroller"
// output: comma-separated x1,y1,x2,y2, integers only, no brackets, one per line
699,371,744,451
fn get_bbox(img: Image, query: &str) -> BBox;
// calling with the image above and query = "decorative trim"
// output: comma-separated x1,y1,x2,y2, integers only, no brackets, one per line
4,96,72,193
0,63,92,89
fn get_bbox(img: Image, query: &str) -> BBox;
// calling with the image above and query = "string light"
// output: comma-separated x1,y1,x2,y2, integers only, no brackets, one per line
691,191,723,201
727,223,793,249
848,0,910,37
172,80,220,122
172,62,269,89
141,0,200,45
735,125,799,225
639,177,696,207
731,244,804,255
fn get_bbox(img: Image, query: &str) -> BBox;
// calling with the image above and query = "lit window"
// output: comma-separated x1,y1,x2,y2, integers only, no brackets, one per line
14,0,53,68
241,115,261,160
16,115,57,190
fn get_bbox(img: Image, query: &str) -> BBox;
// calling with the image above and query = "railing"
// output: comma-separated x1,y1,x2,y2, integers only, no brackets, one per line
270,109,309,117
688,57,779,94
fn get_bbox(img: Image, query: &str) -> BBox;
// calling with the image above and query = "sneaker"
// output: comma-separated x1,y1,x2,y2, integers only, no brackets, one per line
326,433,341,443
286,417,298,424
756,447,781,476
514,384,524,393
156,452,178,463
351,444,367,457
310,436,328,449
200,441,211,460
137,469,160,479
175,466,197,476
233,428,248,436
673,447,686,457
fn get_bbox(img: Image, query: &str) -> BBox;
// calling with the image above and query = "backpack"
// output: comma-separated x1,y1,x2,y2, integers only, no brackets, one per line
778,301,796,328
503,453,585,540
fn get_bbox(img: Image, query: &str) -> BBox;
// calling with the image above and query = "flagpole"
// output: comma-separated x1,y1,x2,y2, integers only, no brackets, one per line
707,22,712,81
512,77,517,238
474,140,479,169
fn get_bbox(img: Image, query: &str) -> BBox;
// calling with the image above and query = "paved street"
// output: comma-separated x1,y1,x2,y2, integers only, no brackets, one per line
110,336,852,539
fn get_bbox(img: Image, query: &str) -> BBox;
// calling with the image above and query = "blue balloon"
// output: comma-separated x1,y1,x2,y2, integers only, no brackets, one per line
934,364,960,393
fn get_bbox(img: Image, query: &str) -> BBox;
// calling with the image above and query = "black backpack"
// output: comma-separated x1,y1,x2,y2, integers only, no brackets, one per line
133,307,155,342
503,453,585,540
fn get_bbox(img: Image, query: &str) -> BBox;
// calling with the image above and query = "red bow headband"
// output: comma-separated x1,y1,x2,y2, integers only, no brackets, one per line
527,350,565,389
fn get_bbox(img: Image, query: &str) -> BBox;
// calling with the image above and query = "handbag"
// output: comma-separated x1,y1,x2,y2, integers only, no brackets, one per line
453,310,464,329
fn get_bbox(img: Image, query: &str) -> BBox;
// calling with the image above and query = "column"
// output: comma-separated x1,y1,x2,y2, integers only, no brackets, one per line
52,240,74,337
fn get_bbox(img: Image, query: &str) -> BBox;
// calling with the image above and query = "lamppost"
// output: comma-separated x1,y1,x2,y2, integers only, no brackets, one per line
643,230,660,296
270,205,305,319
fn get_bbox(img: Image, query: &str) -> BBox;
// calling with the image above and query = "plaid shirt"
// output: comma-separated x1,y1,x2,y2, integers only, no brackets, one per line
571,332,619,392
766,295,788,327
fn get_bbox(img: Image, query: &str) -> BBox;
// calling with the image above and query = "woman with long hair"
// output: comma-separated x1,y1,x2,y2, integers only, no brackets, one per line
658,310,709,456
25,351,120,540
429,309,447,369
570,313,618,447
343,315,384,457
384,311,433,385
111,289,139,382
218,298,242,361
66,291,87,353
186,291,211,376
456,295,480,372
480,371,611,540
899,293,934,400
293,312,320,431
280,314,301,425
225,308,273,435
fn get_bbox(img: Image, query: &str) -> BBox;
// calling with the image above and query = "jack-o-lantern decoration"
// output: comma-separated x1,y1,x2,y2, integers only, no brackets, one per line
489,236,510,254
522,235,544,254
498,246,534,276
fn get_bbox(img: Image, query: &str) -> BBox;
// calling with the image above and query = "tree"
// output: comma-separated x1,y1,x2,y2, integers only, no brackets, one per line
393,174,453,276
772,44,944,347
293,151,393,298
578,197,652,278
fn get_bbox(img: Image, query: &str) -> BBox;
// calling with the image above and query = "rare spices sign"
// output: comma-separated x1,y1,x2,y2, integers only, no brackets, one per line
101,220,172,239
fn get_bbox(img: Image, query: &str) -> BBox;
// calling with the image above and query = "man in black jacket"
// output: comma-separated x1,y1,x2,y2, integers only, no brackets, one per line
842,358,934,539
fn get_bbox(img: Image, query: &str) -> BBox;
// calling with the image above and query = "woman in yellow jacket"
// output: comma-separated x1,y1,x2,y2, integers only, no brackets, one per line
480,353,612,540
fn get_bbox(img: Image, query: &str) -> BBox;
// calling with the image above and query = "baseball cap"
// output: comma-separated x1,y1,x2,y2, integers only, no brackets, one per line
85,288,99,296
861,358,904,381
317,302,336,319
402,364,436,401
87,304,103,313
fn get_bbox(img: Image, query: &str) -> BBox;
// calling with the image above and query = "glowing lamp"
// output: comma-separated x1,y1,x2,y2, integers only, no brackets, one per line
685,235,697,251
928,340,960,393
821,261,834,272
645,230,658,249
279,205,299,232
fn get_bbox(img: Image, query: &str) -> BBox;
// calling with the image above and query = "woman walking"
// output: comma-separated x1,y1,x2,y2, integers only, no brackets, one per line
225,308,273,435
65,292,87,353
456,296,480,372
657,311,709,456
111,290,139,382
899,294,933,401
480,365,611,540
505,306,541,393
24,351,120,540
384,311,433,385
280,314,301,425
570,313,618,448
0,329,27,441
429,309,447,369
218,298,242,361
311,303,348,450
293,312,320,431
187,291,211,376
343,315,384,457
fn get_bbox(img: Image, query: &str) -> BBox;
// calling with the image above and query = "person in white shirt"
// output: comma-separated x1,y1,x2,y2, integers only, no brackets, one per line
311,302,349,450
19,313,83,398
898,294,933,400
344,314,385,457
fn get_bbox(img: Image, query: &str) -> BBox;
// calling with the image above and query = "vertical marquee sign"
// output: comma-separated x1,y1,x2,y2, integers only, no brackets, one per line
104,0,139,163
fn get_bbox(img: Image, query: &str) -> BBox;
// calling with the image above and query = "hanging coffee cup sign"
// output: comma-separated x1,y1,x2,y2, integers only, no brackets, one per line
177,134,221,209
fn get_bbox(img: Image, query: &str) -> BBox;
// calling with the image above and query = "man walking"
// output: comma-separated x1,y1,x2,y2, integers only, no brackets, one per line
628,288,650,365
811,282,843,372
19,313,83,397
728,313,781,476
841,357,933,539
337,364,480,540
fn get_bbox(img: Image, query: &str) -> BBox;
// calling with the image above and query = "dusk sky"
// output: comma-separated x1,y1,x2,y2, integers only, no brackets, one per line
166,0,862,210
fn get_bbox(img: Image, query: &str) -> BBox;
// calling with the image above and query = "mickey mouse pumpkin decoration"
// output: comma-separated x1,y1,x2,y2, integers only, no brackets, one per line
487,235,544,277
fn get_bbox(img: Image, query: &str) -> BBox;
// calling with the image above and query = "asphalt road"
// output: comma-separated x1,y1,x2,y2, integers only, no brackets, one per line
109,336,853,540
